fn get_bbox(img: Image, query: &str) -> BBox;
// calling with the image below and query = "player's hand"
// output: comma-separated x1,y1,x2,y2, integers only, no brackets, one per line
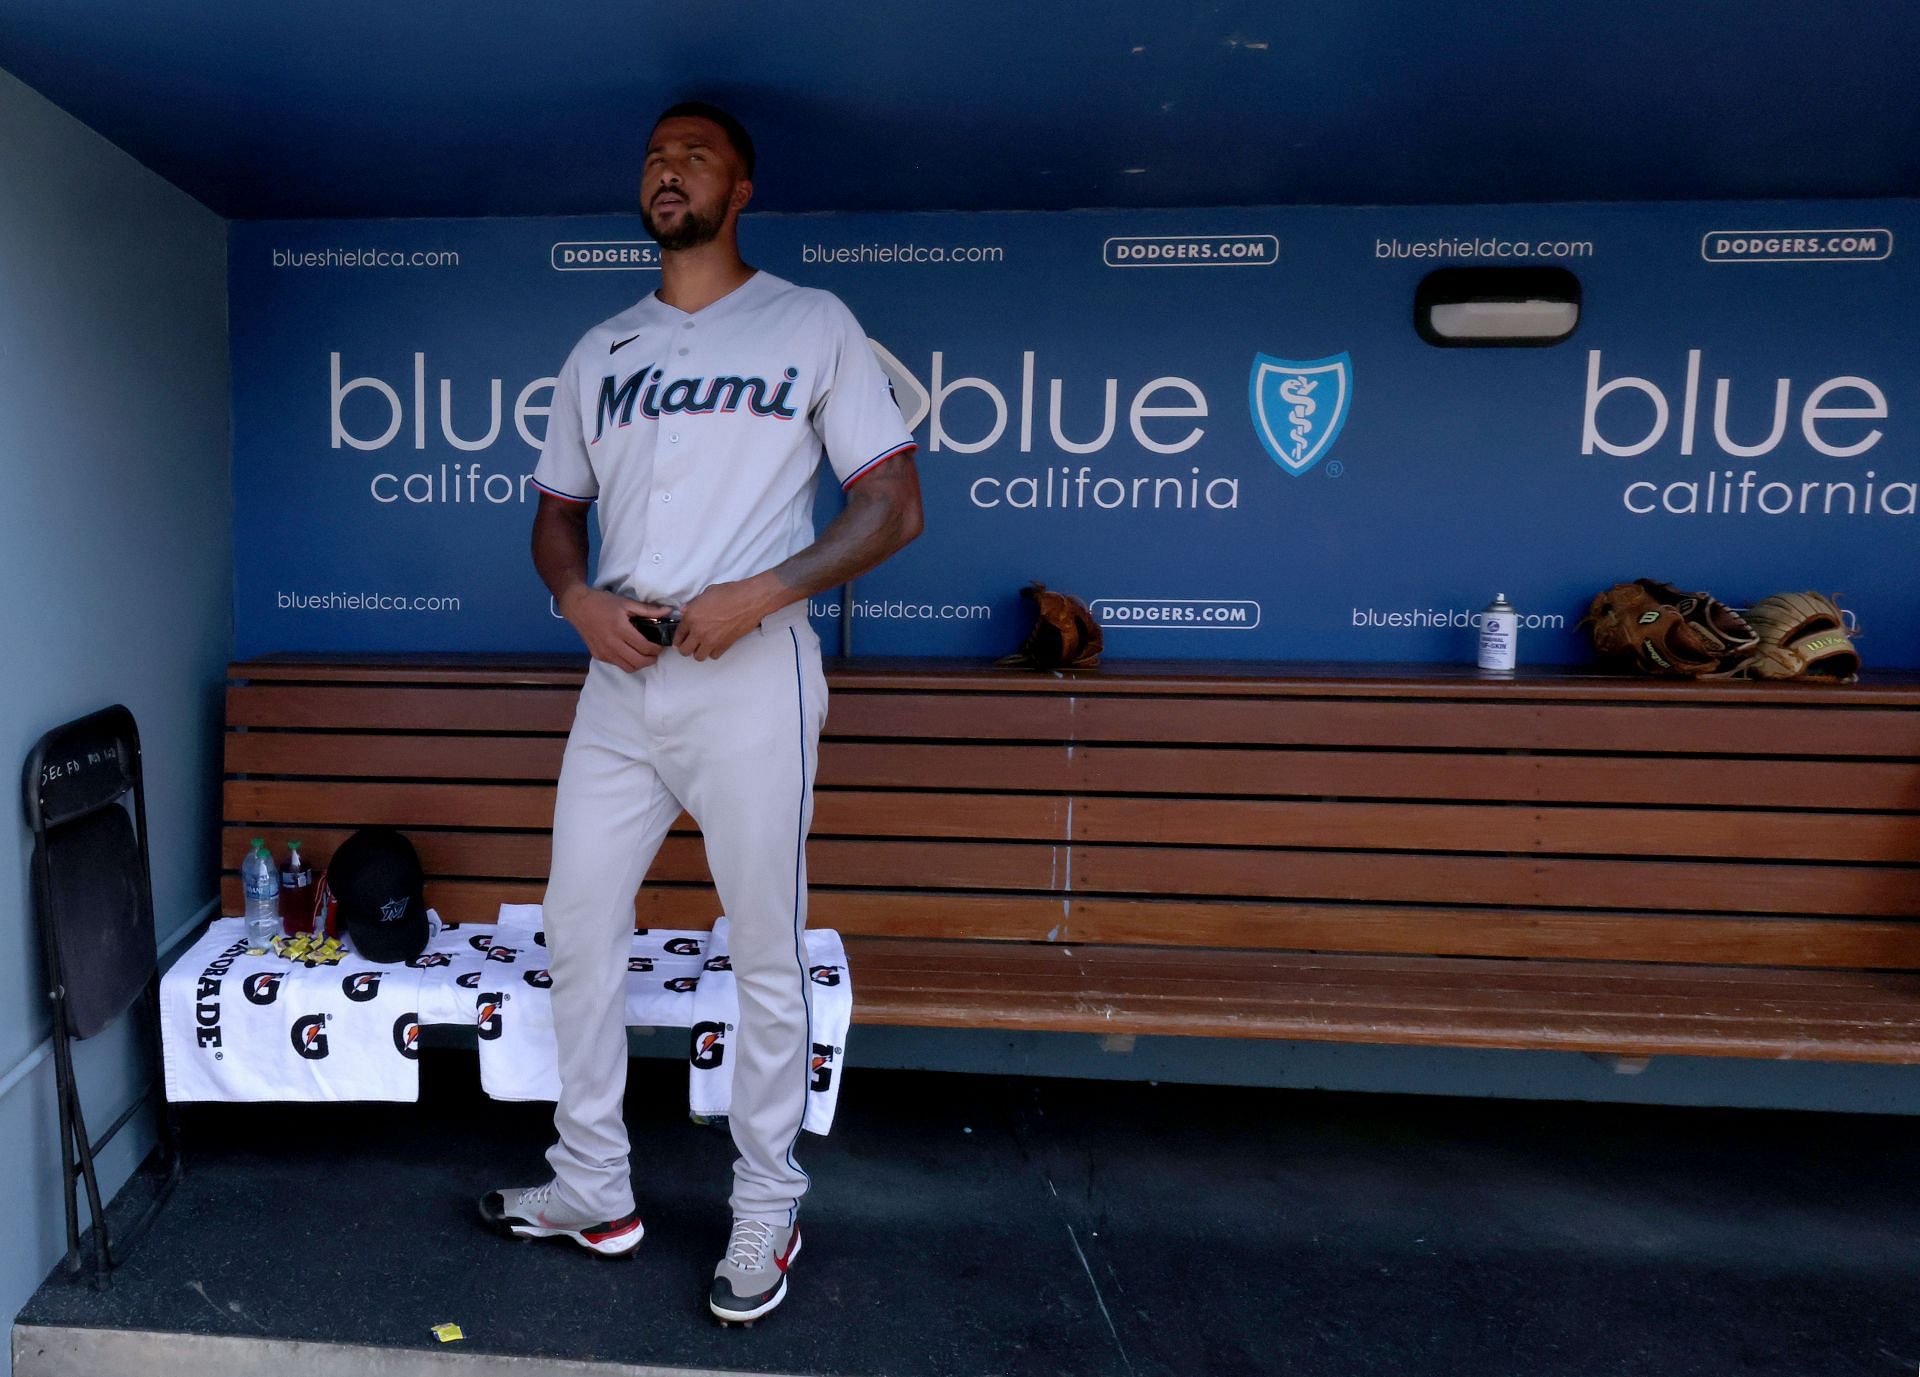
676,576,780,661
559,586,676,673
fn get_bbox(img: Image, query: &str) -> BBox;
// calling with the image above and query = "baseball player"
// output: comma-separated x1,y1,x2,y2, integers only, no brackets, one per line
479,100,922,1324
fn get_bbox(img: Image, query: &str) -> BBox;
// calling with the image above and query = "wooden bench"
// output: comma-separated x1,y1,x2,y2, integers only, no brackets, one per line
222,656,1920,1065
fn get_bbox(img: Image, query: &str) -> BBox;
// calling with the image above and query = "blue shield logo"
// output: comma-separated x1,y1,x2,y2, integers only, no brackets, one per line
1250,353,1352,476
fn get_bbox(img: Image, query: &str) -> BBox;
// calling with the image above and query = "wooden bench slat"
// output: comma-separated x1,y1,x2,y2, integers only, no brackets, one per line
818,793,1068,840
224,788,1065,845
843,940,1920,1061
843,941,1920,1004
226,779,556,829
1059,898,1920,969
633,888,1071,937
1071,797,1920,862
848,995,1920,1061
226,779,1079,848
228,684,580,733
222,826,557,879
606,885,1920,971
851,988,1920,1061
229,734,1073,793
222,832,1065,891
847,962,1920,1027
226,732,570,780
823,693,1073,740
1070,746,1920,809
1068,698,1920,756
1072,846,1920,917
818,743,1069,790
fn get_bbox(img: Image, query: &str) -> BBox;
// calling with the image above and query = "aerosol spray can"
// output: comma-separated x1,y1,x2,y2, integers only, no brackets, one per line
1477,593,1518,673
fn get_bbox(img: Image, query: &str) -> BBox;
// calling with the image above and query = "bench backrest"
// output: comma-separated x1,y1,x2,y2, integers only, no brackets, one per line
223,658,1920,971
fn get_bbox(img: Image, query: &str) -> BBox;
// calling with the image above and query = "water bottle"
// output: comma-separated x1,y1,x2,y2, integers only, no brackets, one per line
242,837,281,953
1477,593,1519,674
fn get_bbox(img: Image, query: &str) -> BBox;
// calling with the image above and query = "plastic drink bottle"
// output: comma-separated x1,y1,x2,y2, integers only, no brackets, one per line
280,839,314,937
242,838,281,953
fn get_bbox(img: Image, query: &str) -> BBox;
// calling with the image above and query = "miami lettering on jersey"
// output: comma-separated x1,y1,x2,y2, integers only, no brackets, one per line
594,366,802,441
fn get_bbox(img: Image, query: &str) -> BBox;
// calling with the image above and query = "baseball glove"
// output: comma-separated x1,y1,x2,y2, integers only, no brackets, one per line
997,582,1103,670
1582,578,1757,677
1727,592,1860,681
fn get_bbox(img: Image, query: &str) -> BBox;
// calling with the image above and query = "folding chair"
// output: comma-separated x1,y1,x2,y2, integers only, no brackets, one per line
23,704,183,1288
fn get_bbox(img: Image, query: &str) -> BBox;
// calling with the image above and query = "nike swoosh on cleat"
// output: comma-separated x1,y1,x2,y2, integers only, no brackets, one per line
610,333,641,353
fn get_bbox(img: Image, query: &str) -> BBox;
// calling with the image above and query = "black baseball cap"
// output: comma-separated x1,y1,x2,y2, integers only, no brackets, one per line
327,827,429,964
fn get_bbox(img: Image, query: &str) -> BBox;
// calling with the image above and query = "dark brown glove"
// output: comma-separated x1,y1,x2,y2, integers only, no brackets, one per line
1582,579,1757,676
997,582,1103,670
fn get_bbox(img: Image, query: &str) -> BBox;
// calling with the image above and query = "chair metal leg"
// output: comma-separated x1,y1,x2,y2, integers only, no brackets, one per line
60,1054,112,1291
46,996,83,1278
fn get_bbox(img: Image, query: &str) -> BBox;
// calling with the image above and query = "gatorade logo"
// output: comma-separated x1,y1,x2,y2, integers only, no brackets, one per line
703,954,732,972
476,994,504,1040
242,971,284,1006
484,945,519,963
664,938,703,956
809,964,843,987
469,934,494,951
628,956,655,973
533,930,547,947
342,971,382,1003
664,976,700,994
392,1013,420,1060
292,1014,330,1060
810,1042,837,1092
406,952,452,969
523,969,553,989
193,939,249,1051
456,970,482,989
691,1020,727,1070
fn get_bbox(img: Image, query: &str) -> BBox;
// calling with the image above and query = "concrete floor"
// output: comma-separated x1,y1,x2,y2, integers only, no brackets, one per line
16,1047,1920,1376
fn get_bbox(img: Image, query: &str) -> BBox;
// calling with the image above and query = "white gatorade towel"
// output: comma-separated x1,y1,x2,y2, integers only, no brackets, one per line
162,917,436,1103
475,908,853,1132
473,907,708,1101
688,918,852,1136
162,909,853,1127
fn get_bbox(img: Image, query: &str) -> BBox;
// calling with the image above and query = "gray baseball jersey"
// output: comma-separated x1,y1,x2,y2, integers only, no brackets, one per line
532,268,915,607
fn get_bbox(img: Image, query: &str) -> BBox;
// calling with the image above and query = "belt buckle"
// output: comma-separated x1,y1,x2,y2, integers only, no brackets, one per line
628,612,682,647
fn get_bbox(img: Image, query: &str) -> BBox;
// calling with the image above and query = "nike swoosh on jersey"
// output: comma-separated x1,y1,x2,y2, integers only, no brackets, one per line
610,333,642,354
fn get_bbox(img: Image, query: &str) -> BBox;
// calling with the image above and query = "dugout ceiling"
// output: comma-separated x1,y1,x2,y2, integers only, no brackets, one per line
1,1,1916,220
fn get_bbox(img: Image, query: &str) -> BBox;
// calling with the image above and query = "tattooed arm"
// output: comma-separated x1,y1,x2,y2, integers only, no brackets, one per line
673,452,924,660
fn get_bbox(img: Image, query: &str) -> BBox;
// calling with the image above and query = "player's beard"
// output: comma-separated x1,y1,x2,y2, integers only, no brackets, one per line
642,193,727,252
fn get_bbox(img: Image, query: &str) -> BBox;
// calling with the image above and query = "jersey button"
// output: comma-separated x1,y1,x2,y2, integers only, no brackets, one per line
652,554,663,563
668,432,679,443
661,493,671,502
678,347,689,356
682,321,695,330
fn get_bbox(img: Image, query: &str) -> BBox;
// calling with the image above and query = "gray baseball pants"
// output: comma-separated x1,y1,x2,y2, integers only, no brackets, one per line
540,601,824,1226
